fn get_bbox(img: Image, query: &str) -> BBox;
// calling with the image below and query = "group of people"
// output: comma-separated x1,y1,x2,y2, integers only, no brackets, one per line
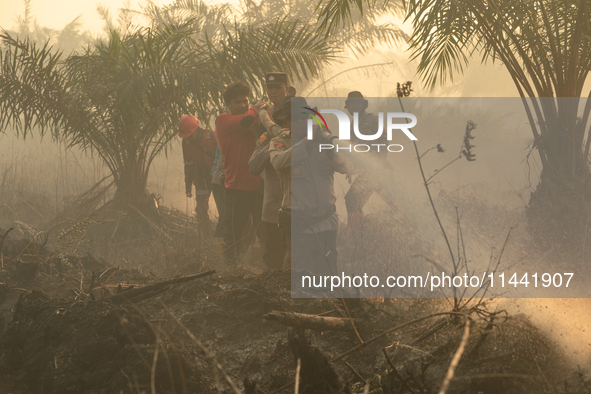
179,72,385,277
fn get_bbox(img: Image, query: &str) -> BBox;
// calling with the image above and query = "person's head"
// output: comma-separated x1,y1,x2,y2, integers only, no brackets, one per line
274,96,311,141
344,91,368,115
223,81,251,115
287,86,296,96
178,114,200,139
265,72,289,106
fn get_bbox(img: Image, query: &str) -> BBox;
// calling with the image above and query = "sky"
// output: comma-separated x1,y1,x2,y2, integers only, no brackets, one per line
0,0,177,35
0,0,545,98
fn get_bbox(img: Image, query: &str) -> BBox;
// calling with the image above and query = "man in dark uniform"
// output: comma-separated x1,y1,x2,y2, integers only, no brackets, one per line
343,91,388,237
268,96,352,281
249,73,290,269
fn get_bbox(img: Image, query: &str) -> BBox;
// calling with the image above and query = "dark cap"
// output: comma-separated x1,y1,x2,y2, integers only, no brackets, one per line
265,72,288,85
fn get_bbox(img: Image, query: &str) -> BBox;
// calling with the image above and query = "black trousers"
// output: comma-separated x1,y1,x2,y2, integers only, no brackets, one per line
291,230,338,275
223,188,257,264
261,221,287,270
211,183,227,238
290,230,339,296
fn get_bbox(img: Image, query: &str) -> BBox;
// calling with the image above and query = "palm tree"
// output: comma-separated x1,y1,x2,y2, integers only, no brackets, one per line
316,0,591,243
0,19,336,211
125,0,408,94
6,0,94,52
409,0,591,245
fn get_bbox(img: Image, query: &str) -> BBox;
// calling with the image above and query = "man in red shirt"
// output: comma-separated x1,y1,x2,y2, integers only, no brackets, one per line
215,81,260,265
179,114,217,231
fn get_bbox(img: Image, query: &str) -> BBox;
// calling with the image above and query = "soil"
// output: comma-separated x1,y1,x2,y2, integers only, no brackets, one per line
0,212,590,394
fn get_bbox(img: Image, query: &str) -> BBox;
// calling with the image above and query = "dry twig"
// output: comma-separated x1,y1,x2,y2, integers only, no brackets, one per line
363,382,370,394
345,361,366,383
151,330,161,394
159,301,241,394
294,358,301,394
106,270,215,304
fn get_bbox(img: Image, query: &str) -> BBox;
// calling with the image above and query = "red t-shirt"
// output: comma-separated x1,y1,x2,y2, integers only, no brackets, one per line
215,107,260,191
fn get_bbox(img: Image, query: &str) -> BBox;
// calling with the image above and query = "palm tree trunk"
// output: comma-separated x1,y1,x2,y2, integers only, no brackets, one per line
527,101,591,245
112,164,151,210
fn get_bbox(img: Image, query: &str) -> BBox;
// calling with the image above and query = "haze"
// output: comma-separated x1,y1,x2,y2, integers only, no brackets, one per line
0,0,176,36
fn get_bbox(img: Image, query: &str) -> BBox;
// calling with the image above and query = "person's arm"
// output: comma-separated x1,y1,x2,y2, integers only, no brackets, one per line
269,137,291,171
257,107,282,139
248,134,271,175
215,107,258,137
290,138,311,165
331,150,354,175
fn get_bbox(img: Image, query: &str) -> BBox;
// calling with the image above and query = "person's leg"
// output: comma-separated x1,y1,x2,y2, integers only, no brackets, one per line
291,230,339,296
292,231,337,275
278,209,291,270
211,183,227,238
251,180,265,251
284,229,291,270
225,189,257,264
322,230,339,275
223,188,238,264
195,192,211,228
345,175,374,237
262,221,286,270
257,219,269,258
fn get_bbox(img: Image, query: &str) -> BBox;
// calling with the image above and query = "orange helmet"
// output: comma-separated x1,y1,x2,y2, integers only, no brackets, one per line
178,114,200,138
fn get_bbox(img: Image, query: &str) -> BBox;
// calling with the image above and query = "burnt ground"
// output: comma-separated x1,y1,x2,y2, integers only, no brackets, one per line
0,211,590,394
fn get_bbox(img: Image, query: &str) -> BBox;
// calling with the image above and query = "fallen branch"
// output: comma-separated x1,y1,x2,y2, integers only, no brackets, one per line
439,317,471,394
453,373,535,381
264,311,355,332
105,270,215,304
295,358,301,394
330,312,470,363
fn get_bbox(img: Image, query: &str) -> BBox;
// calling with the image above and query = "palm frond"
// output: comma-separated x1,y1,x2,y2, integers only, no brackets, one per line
315,0,370,35
207,19,339,97
0,33,68,137
339,21,408,57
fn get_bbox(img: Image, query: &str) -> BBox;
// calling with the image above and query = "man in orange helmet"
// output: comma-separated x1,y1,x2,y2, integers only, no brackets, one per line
179,114,217,231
